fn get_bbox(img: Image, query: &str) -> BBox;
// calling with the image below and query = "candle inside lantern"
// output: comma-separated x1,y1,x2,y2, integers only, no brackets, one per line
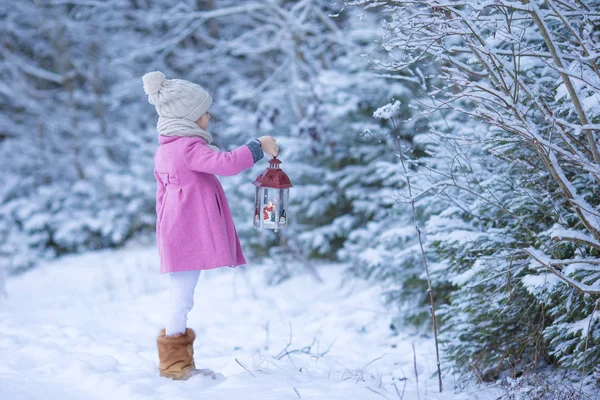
263,200,277,224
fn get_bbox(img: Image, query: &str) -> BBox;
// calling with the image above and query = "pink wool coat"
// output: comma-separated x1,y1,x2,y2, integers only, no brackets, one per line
154,135,255,273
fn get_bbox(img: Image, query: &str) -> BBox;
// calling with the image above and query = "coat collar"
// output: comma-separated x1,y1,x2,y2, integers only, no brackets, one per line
158,135,183,145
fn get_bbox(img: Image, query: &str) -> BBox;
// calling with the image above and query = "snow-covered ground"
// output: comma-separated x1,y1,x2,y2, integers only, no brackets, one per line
0,244,503,399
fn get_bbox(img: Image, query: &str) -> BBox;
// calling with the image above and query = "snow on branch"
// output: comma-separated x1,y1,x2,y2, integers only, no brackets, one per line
373,101,402,120
550,229,600,250
525,248,600,295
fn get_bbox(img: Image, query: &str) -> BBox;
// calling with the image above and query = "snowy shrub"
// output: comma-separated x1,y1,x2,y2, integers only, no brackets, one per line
352,0,600,384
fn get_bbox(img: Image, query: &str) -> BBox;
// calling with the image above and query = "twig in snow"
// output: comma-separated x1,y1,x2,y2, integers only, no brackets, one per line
254,350,283,371
275,334,321,362
365,386,390,399
318,337,337,359
393,367,408,400
412,343,420,400
580,298,600,396
293,387,301,398
274,320,296,361
393,381,406,400
235,358,255,378
356,353,386,383
389,113,443,393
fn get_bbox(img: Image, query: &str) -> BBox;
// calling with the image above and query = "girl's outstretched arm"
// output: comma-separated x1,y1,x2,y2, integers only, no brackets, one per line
182,138,263,176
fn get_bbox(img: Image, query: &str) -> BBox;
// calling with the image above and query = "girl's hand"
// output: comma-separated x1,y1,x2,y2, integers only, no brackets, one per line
258,136,279,158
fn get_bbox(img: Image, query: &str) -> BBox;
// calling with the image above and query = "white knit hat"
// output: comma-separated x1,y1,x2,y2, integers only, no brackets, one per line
142,71,212,124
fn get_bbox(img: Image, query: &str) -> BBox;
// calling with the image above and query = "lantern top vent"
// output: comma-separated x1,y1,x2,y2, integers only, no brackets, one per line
253,157,293,189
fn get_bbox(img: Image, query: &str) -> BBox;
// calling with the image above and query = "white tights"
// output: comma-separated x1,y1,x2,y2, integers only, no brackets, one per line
165,270,201,336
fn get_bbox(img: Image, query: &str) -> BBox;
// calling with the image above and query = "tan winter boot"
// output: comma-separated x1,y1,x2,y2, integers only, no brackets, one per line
157,328,200,380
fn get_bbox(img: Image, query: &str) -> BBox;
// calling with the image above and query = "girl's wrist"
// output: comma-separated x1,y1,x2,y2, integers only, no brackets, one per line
246,139,264,163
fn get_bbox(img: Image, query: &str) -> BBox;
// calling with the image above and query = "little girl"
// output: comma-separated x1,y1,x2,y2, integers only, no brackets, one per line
142,71,278,380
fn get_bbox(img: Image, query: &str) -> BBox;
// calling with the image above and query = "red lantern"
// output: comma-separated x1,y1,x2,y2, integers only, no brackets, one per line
253,157,293,231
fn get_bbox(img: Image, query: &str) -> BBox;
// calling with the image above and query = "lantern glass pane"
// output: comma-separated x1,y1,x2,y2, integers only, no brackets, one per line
277,189,289,227
253,187,262,228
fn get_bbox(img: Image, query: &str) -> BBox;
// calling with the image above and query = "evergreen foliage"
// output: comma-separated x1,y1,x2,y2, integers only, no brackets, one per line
351,0,600,383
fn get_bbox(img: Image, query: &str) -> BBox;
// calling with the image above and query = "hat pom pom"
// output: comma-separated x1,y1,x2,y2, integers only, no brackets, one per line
143,71,166,96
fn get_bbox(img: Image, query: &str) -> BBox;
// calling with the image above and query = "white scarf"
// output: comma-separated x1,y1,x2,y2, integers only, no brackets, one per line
157,116,219,151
